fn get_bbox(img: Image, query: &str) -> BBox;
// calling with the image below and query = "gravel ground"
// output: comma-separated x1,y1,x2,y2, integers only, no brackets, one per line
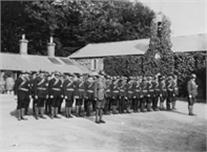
0,95,206,152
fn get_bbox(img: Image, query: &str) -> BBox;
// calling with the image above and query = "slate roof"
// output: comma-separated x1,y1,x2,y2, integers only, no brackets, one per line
0,53,90,73
69,33,207,58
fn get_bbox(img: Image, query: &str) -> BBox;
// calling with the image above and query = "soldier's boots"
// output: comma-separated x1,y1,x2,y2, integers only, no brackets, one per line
34,107,39,120
54,108,61,118
39,108,46,119
147,103,153,112
50,107,55,119
65,107,72,118
141,103,147,112
188,106,195,116
21,109,28,120
172,102,176,110
112,106,118,114
17,109,21,121
159,102,165,110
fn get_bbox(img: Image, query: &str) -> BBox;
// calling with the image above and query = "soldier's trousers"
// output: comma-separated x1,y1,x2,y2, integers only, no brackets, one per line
131,98,139,112
141,97,147,112
152,95,159,110
104,97,111,114
37,97,46,107
51,96,61,108
58,98,64,113
17,92,29,110
32,98,38,113
24,97,30,115
45,98,51,114
166,91,173,110
85,99,92,116
118,96,125,113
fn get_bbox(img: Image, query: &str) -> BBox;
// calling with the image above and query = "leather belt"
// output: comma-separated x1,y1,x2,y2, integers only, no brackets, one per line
128,91,133,94
66,88,74,91
87,90,93,93
52,88,61,91
78,89,85,92
113,90,119,93
37,87,46,90
19,88,29,92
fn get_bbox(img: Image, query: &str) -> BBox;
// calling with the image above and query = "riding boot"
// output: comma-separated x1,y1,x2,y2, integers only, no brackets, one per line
34,107,39,120
95,109,99,123
65,107,69,118
188,105,195,116
172,101,176,110
51,107,54,119
112,106,118,114
40,108,46,119
21,108,27,120
141,102,146,112
17,109,21,121
147,103,152,111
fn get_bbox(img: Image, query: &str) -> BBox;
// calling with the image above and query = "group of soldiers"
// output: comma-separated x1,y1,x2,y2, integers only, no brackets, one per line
14,70,179,122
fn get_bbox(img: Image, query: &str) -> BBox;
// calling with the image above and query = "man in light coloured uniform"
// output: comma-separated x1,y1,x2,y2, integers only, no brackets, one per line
187,74,198,116
94,73,106,124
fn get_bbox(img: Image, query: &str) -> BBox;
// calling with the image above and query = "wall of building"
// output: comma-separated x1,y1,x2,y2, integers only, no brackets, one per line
73,58,104,72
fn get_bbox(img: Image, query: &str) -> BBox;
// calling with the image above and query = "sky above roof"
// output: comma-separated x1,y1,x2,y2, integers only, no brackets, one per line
132,0,206,36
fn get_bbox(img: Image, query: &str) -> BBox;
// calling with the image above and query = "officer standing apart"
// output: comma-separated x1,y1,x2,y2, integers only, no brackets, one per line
94,73,106,124
187,74,198,116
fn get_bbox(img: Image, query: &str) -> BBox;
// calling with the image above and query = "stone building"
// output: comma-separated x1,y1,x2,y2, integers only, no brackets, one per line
69,33,207,73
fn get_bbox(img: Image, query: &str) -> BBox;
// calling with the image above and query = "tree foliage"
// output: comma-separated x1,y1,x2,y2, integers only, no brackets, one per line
1,0,155,56
144,13,174,75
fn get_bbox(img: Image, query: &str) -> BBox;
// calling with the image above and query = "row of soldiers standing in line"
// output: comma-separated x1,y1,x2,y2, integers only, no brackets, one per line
14,70,178,121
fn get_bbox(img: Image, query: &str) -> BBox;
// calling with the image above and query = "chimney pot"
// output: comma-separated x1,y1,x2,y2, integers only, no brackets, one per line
47,36,56,57
19,34,28,55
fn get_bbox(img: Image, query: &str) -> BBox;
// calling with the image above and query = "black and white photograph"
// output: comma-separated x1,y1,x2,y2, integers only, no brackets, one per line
0,0,206,151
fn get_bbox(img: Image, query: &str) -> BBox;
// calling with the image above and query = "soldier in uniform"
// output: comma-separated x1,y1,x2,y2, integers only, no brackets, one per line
85,75,95,116
58,73,65,114
145,76,153,112
104,75,112,114
48,71,62,119
74,74,86,117
63,73,74,118
172,74,178,110
24,72,32,115
111,76,120,114
30,72,38,116
152,76,160,111
33,71,48,119
159,75,167,110
130,77,138,112
45,72,53,115
140,76,147,112
134,76,142,112
166,74,174,110
94,74,106,123
187,74,198,116
14,71,31,120
119,76,127,113
138,76,144,112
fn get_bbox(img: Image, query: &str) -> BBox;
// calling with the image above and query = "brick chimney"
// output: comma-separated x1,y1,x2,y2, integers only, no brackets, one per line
19,34,28,55
47,36,56,57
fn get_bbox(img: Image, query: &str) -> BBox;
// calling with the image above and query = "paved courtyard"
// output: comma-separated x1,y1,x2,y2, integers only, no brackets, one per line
0,95,206,152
